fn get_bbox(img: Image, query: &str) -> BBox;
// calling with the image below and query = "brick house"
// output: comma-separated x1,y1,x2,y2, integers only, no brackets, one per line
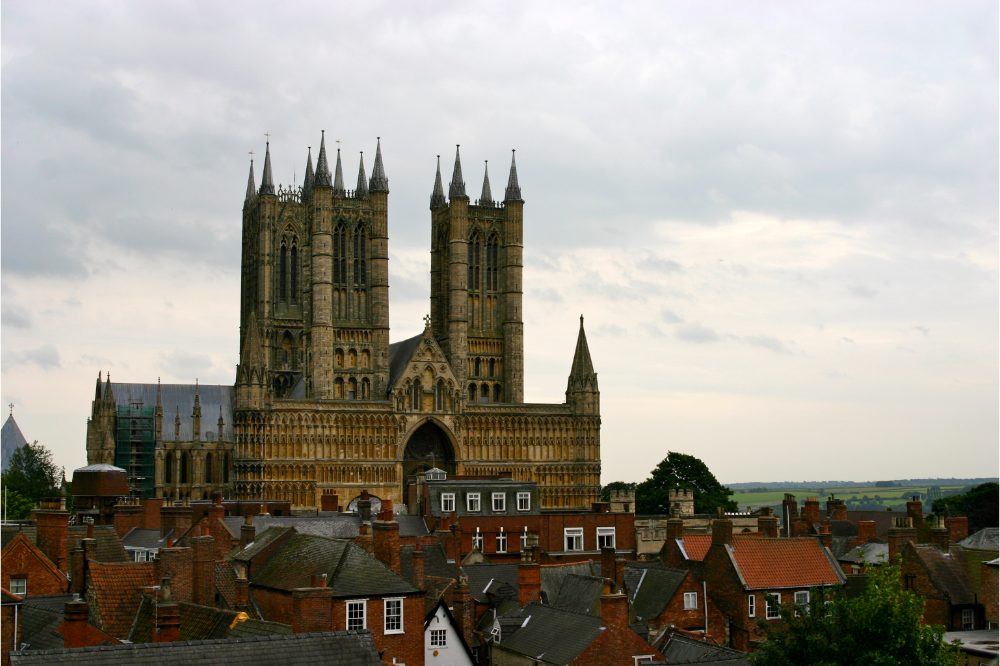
623,563,727,643
425,598,476,666
1,534,69,598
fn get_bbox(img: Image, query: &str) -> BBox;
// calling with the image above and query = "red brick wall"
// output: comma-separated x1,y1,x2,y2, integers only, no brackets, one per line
34,510,69,574
2,535,69,596
367,595,425,666
900,545,953,629
250,586,294,623
2,602,18,666
648,571,726,639
982,563,998,625
191,536,215,607
158,547,193,604
571,621,663,666
112,505,143,539
536,513,636,555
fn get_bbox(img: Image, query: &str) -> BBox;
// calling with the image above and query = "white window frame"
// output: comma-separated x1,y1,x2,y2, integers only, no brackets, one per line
597,527,616,550
564,527,584,552
472,530,484,552
10,578,26,596
492,492,506,512
384,598,403,634
683,592,698,610
347,599,367,630
962,608,975,631
496,529,508,553
748,594,755,618
520,530,529,550
441,493,456,513
430,629,447,647
765,593,781,620
794,590,809,616
467,493,481,512
517,492,531,511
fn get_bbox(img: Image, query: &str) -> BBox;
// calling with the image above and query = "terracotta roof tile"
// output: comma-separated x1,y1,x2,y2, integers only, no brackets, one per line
86,561,157,639
730,537,844,590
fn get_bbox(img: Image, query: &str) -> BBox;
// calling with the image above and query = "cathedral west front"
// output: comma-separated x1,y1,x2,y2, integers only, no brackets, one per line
86,134,601,512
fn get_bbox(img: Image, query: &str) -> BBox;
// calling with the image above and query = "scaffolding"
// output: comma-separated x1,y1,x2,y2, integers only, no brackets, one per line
115,402,155,499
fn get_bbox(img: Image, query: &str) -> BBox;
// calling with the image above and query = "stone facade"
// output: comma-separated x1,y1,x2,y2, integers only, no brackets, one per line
87,136,601,511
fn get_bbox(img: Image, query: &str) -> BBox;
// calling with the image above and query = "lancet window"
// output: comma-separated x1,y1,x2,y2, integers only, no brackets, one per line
278,233,299,304
333,225,348,285
353,226,368,285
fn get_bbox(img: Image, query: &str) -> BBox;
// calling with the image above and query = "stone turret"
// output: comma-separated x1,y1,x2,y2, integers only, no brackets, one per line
479,161,492,204
369,138,388,192
430,155,446,209
355,152,368,198
301,147,314,200
333,148,346,197
566,316,599,415
259,141,274,195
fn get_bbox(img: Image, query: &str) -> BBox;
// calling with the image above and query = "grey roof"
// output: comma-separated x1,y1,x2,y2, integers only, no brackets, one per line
630,567,688,622
462,563,520,604
233,525,294,562
540,563,600,604
224,515,362,540
228,619,294,638
839,541,888,565
623,561,664,598
387,333,423,392
355,152,368,197
430,155,446,208
397,515,429,537
830,536,856,560
496,602,603,666
426,479,540,518
401,543,454,584
504,150,521,202
449,145,466,199
914,544,973,605
369,138,388,192
658,634,749,665
547,574,604,615
108,383,233,442
73,464,125,473
2,523,37,549
10,630,384,666
68,525,129,563
479,161,492,203
18,600,67,651
959,527,999,551
121,528,171,550
2,413,29,472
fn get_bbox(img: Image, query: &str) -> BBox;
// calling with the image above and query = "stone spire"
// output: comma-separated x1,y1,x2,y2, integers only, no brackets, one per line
333,148,346,196
430,155,446,209
479,161,492,204
449,145,467,199
356,152,369,197
95,371,103,401
315,131,333,188
369,137,388,192
244,160,255,204
259,141,275,195
217,406,225,444
302,147,314,199
104,373,114,404
504,150,522,202
566,315,599,415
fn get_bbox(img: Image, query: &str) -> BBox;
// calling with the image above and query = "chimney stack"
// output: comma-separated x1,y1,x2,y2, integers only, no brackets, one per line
802,497,821,525
827,498,848,522
888,517,918,560
240,515,255,549
518,560,541,607
60,600,92,649
712,509,733,547
155,579,181,643
818,525,833,552
857,520,877,544
781,494,798,537
235,577,249,612
453,576,475,649
160,501,193,540
373,517,401,573
412,545,425,589
291,587,335,634
112,500,143,539
666,517,685,540
34,497,70,574
599,591,629,630
321,490,339,512
945,516,969,543
191,534,215,606
757,507,778,538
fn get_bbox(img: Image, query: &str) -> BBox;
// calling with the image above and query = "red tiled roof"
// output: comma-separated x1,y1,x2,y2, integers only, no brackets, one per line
677,535,712,561
87,561,157,639
731,538,843,590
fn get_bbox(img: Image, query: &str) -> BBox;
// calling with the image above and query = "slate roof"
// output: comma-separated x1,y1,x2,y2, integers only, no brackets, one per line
250,533,419,597
913,544,973,605
400,543,454,583
2,523,37,549
68,526,129,563
397,515,429,537
959,528,999,551
108,383,233,442
844,511,899,541
228,619,294,638
729,537,845,590
18,596,72,651
86,561,157,639
10,630,384,666
623,561,665,597
2,413,29,472
215,561,238,608
121,528,171,551
539,562,600,603
224,515,362,540
462,563,520,603
658,633,749,665
233,526,294,562
496,602,603,666
828,520,859,538
547,574,604,615
830,536,855,560
129,597,243,643
388,333,423,391
839,541,888,565
630,567,688,622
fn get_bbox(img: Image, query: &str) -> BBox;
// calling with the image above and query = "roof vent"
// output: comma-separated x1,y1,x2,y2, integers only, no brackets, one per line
425,468,447,481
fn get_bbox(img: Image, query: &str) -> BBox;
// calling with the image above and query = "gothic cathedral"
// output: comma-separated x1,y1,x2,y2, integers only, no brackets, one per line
86,134,601,511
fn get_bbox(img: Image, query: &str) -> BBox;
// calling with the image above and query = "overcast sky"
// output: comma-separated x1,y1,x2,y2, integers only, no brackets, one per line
2,1,997,485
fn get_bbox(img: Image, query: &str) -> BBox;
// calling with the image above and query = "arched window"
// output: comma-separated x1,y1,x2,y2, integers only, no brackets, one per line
333,225,348,285
279,242,288,301
486,235,499,291
348,349,357,368
481,383,490,403
335,377,344,399
180,453,189,484
493,384,501,403
474,358,481,377
411,382,422,411
469,384,477,402
165,452,174,483
353,226,367,285
488,359,495,377
290,242,298,303
436,379,445,411
224,453,230,483
335,349,344,367
361,350,371,367
361,378,370,400
348,378,357,400
205,453,213,484
468,233,482,291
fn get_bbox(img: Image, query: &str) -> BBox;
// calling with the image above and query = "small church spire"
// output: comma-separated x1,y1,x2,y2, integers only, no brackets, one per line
302,147,314,199
333,148,346,196
356,152,369,197
244,159,255,203
480,160,492,204
449,145,467,199
566,315,599,414
504,149,522,202
259,140,275,195
430,155,446,209
369,137,388,192
315,131,333,188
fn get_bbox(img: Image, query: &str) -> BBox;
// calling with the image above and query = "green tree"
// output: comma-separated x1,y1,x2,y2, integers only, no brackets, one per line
1,440,61,508
634,451,737,514
749,561,960,666
2,488,36,520
600,481,636,502
932,482,999,533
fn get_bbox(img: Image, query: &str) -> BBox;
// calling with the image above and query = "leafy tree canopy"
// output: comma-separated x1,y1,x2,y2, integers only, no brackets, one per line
635,451,737,514
2,440,61,508
932,482,998,533
749,561,960,666
601,481,636,502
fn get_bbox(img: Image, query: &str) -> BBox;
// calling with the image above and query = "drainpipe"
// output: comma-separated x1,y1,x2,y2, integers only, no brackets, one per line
703,581,708,633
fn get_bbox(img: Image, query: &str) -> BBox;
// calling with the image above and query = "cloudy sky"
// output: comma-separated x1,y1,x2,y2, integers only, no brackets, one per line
2,1,997,485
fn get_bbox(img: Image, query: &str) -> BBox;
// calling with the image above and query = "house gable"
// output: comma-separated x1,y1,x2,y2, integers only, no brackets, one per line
1,533,69,597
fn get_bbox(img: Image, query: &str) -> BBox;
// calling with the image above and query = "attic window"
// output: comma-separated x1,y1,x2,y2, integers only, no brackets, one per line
441,493,456,513
10,578,26,596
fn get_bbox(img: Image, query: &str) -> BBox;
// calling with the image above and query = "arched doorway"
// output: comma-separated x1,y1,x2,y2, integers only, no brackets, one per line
402,421,456,507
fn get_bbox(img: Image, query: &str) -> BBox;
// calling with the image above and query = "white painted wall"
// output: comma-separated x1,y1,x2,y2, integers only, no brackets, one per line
425,605,475,666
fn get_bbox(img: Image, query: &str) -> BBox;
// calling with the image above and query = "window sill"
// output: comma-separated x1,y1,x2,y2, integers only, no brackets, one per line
384,629,405,635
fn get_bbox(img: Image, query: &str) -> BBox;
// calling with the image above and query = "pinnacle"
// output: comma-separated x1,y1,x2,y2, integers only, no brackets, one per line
302,147,314,199
370,137,388,192
449,145,467,199
244,160,256,203
259,141,275,195
333,148,346,196
430,155,446,209
504,149,522,202
315,131,333,188
480,161,492,204
568,315,597,385
356,152,369,197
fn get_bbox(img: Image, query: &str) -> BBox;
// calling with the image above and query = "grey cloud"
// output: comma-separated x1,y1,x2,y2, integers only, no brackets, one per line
661,308,684,324
3,343,62,371
159,350,214,377
742,335,791,354
640,323,665,338
637,253,682,275
914,326,930,337
842,337,856,344
595,324,627,338
2,304,32,329
676,322,719,343
848,284,878,299
533,288,564,303
63,296,82,307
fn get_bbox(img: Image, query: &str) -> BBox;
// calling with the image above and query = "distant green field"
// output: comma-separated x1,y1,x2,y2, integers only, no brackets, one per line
728,485,969,512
